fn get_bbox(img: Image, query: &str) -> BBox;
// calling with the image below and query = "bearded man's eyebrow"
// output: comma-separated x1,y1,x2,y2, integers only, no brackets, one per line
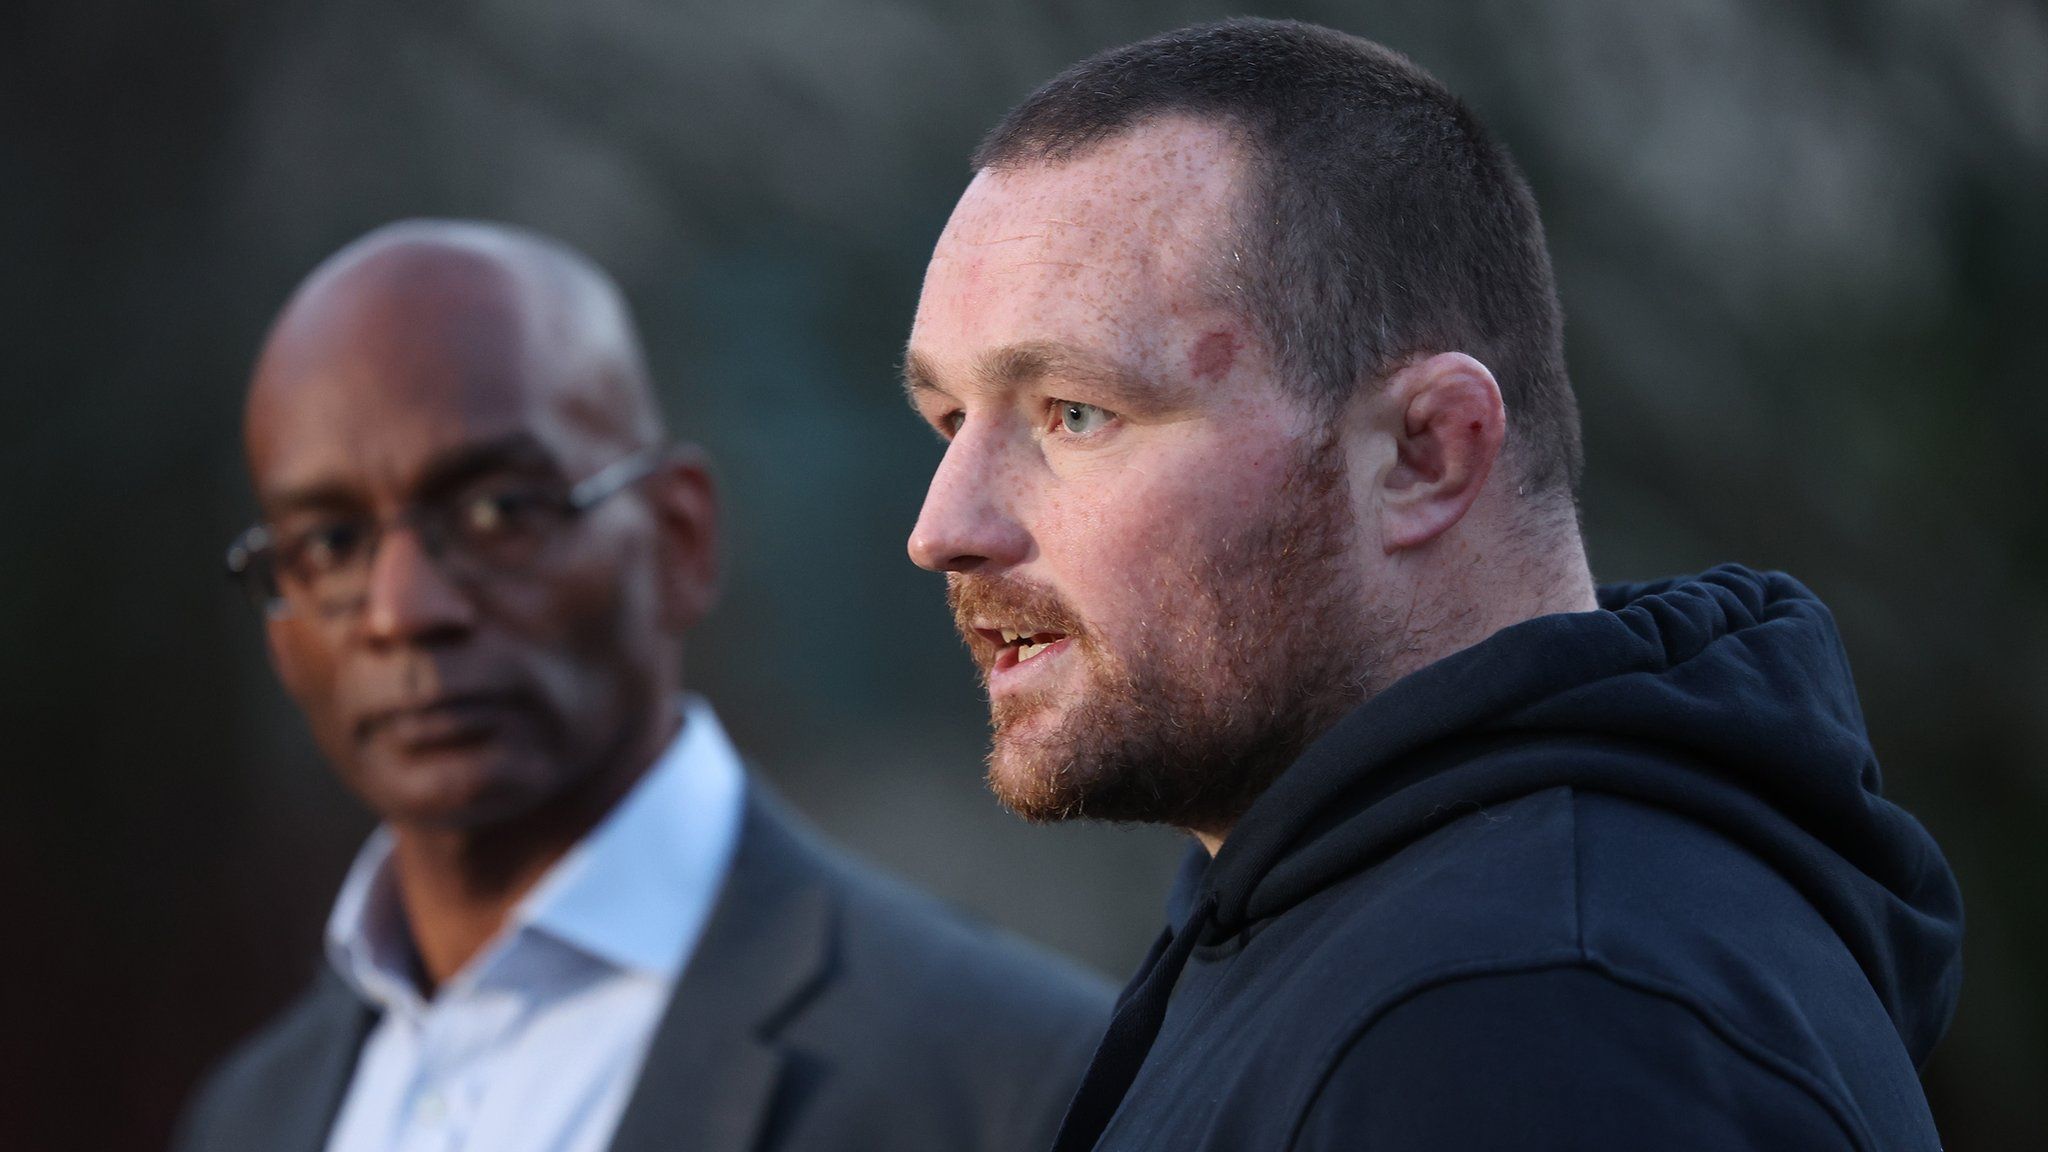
975,341,1188,411
902,349,948,406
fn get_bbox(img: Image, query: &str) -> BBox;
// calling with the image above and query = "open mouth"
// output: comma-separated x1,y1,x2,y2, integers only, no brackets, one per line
979,626,1072,672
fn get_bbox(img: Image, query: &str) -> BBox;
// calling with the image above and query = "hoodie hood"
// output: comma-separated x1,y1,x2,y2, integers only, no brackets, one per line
1183,564,1963,1065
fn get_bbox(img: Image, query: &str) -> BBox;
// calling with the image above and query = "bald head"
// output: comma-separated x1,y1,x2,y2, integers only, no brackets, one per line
247,220,663,482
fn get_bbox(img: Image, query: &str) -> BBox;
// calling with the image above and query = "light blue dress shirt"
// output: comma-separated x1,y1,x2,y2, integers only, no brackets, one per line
321,696,746,1152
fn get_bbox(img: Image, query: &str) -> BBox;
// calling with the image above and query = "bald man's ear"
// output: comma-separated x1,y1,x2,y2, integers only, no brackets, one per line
1373,353,1506,553
645,445,721,634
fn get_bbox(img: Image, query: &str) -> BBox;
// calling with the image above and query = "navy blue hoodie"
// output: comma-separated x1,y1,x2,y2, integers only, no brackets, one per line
1052,566,1963,1152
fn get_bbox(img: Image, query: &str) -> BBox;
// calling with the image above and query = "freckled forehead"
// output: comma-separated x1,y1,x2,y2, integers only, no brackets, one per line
938,118,1244,282
914,118,1250,383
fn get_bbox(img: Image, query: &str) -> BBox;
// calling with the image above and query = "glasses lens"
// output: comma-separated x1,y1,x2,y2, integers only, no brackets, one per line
251,564,291,619
226,468,612,620
227,532,289,618
436,485,569,572
268,521,378,617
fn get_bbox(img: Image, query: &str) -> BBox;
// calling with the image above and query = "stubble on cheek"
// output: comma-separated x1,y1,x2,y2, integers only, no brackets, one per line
951,430,1381,830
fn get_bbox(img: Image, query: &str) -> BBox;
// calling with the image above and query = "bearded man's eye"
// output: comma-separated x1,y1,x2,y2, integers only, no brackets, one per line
1057,402,1113,436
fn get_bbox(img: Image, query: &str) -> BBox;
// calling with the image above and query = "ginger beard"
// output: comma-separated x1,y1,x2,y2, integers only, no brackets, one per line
948,432,1384,835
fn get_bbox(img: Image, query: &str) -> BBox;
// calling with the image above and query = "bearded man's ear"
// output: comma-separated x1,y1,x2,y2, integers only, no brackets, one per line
1374,352,1507,554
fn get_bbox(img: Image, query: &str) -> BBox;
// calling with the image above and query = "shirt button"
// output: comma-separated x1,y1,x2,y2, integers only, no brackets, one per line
415,1089,448,1125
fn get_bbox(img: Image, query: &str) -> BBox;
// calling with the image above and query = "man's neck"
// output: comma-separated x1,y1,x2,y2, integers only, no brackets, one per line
385,706,683,993
1194,535,1595,858
1382,525,1597,684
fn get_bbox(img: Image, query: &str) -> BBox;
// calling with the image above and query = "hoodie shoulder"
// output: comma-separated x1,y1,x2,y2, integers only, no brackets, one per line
1292,964,1868,1152
1200,788,1941,1151
1570,791,1944,1145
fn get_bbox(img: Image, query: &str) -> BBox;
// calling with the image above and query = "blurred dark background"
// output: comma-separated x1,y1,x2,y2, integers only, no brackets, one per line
3,1,2043,1148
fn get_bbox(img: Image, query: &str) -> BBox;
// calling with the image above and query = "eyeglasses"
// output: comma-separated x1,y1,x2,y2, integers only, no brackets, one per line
226,443,673,620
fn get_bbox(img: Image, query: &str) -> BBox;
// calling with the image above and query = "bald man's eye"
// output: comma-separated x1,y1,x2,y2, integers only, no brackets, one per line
277,520,371,577
454,488,559,541
1056,401,1114,437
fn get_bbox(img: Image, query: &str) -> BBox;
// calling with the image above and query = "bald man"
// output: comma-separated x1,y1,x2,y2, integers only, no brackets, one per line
174,220,1111,1152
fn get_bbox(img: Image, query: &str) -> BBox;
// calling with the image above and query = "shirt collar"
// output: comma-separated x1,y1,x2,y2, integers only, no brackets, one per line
325,695,748,1008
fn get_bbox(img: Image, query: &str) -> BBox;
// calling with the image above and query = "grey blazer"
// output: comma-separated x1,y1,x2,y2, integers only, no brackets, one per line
172,785,1114,1152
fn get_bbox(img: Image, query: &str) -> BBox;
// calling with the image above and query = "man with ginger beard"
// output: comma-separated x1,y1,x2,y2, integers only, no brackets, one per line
905,19,1963,1152
946,433,1364,828
175,219,1110,1152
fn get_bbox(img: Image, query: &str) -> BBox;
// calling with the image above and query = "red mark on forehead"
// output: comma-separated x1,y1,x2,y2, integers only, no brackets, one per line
1189,329,1240,382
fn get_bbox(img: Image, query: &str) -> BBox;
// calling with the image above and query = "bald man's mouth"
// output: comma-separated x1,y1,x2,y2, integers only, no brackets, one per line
356,691,529,751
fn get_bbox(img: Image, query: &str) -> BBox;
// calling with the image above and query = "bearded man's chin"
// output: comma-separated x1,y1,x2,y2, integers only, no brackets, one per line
982,711,1072,822
986,749,1072,823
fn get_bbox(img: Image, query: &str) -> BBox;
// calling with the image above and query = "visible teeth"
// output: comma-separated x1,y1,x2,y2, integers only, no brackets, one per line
997,628,1063,661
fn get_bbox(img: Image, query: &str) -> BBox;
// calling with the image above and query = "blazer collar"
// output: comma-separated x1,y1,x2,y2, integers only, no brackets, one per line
325,696,747,1014
245,965,380,1152
292,779,836,1152
604,782,839,1152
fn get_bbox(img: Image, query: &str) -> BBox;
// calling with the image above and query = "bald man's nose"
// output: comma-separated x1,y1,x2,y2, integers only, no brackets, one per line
361,527,476,644
908,436,1030,574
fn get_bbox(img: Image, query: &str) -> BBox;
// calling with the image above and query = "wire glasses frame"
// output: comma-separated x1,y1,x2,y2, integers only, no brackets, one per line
225,442,675,619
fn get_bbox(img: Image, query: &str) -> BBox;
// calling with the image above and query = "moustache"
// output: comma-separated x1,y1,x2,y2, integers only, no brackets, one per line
946,574,1090,671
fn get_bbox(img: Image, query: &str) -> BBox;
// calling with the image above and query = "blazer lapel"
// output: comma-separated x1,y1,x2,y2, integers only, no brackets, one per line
216,968,376,1152
606,787,836,1152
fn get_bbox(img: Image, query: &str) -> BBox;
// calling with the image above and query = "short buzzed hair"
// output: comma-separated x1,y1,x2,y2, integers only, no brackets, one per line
975,18,1582,500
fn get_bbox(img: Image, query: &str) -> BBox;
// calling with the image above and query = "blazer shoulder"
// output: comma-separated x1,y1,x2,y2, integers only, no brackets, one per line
845,852,1112,1013
171,970,373,1152
735,788,1112,1150
749,787,1114,1030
